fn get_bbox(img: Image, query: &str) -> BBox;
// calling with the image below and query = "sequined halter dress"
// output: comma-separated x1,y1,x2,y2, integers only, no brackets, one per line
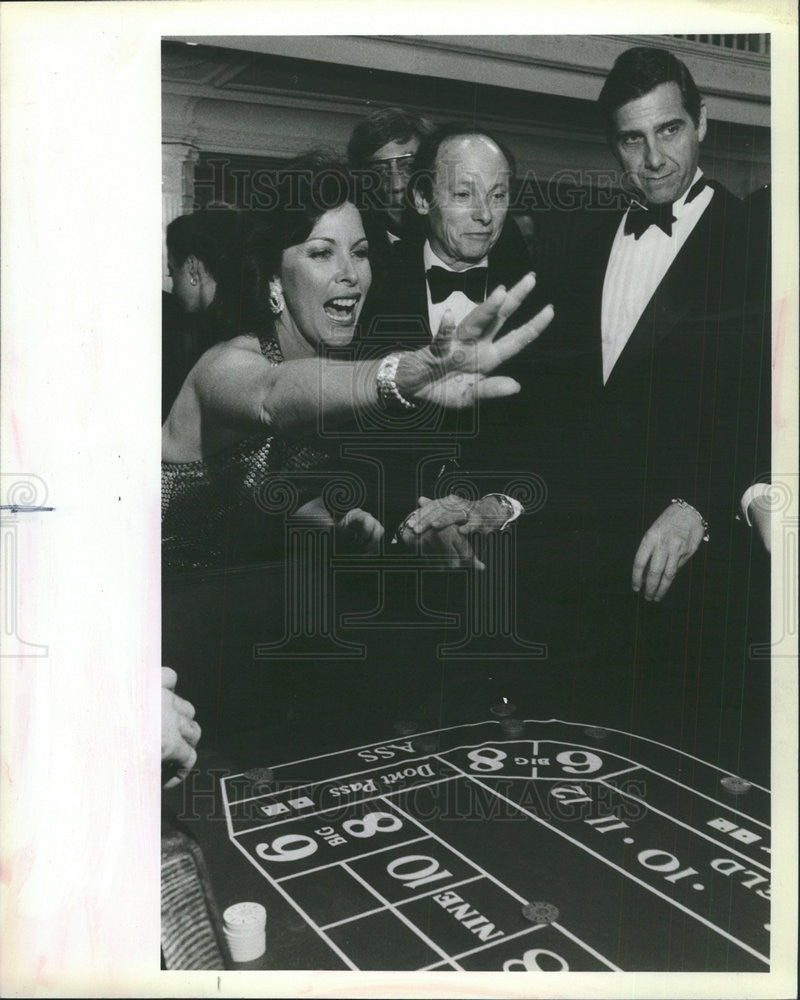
162,335,336,571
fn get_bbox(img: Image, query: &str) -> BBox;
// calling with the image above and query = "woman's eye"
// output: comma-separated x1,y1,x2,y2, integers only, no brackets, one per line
309,249,332,260
353,247,369,259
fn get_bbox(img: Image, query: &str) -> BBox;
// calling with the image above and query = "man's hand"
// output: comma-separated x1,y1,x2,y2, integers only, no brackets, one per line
632,504,706,601
162,666,201,789
395,496,484,569
396,274,554,408
402,494,512,538
337,507,384,552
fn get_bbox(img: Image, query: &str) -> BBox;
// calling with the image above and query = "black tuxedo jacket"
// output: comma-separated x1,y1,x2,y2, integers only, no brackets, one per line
515,181,770,543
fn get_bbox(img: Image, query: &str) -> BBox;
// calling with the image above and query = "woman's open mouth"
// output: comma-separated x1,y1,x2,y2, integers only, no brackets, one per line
324,295,361,324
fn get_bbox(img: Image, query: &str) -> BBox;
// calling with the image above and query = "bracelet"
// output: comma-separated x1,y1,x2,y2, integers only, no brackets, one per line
671,498,710,542
376,353,417,411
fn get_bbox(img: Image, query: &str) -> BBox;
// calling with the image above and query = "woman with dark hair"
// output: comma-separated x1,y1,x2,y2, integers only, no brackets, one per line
162,154,550,570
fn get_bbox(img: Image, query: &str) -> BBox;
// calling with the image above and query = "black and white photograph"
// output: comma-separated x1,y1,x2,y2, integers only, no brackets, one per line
1,4,797,998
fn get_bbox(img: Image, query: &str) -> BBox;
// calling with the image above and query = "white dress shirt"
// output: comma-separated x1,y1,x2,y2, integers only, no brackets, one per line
424,241,489,339
601,169,713,384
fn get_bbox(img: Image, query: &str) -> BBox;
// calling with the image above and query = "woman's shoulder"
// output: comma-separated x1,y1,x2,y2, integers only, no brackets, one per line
202,333,264,360
191,333,272,378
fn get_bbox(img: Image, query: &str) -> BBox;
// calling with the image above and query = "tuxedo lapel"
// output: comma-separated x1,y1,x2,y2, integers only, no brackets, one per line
560,212,617,387
360,240,431,348
384,240,429,324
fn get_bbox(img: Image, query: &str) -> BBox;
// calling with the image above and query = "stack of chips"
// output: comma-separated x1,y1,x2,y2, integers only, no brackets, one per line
222,902,267,963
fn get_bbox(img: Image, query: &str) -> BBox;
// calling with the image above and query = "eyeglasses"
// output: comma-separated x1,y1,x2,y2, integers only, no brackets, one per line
366,153,416,181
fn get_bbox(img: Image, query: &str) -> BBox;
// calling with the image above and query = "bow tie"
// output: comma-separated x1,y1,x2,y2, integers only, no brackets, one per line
624,176,709,240
427,265,488,304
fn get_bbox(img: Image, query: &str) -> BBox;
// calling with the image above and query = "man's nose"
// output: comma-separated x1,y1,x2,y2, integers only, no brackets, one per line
471,195,492,224
388,161,405,193
643,136,666,171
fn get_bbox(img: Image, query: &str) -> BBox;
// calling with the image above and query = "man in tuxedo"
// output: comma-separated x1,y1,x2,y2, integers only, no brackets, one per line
357,123,543,554
360,122,535,348
481,44,770,717
535,46,769,598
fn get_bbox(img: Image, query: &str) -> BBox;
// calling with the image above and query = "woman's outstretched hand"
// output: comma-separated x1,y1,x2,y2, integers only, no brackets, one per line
396,274,553,409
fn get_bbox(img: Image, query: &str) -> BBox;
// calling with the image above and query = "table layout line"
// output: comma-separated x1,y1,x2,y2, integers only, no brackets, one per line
418,923,545,971
635,765,770,828
221,780,235,841
598,777,770,872
229,773,460,836
441,756,770,966
380,794,529,905
552,920,623,971
224,758,458,808
439,738,648,783
441,736,768,810
274,833,431,883
546,720,770,793
221,719,529,779
393,873,485,908
222,719,767,794
599,764,642,781
342,861,463,971
319,874,486,932
226,836,359,971
321,905,385,931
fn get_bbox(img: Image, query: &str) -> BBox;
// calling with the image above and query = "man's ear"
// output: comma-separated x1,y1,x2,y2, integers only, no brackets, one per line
413,183,431,216
697,103,708,143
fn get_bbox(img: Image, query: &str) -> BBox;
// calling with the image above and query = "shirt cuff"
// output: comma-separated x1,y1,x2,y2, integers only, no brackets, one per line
483,494,524,530
741,483,772,526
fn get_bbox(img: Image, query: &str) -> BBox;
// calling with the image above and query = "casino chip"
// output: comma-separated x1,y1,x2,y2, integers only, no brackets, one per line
522,901,560,924
583,726,609,740
223,902,267,964
244,767,275,784
720,775,752,794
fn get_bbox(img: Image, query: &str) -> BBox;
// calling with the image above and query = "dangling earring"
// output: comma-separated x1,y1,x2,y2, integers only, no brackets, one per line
189,276,198,286
269,287,284,316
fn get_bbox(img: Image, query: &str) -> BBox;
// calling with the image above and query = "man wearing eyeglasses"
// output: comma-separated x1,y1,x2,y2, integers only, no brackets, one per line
347,106,435,245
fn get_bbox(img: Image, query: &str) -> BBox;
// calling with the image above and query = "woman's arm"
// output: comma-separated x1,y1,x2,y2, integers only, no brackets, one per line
189,274,552,440
192,342,382,437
